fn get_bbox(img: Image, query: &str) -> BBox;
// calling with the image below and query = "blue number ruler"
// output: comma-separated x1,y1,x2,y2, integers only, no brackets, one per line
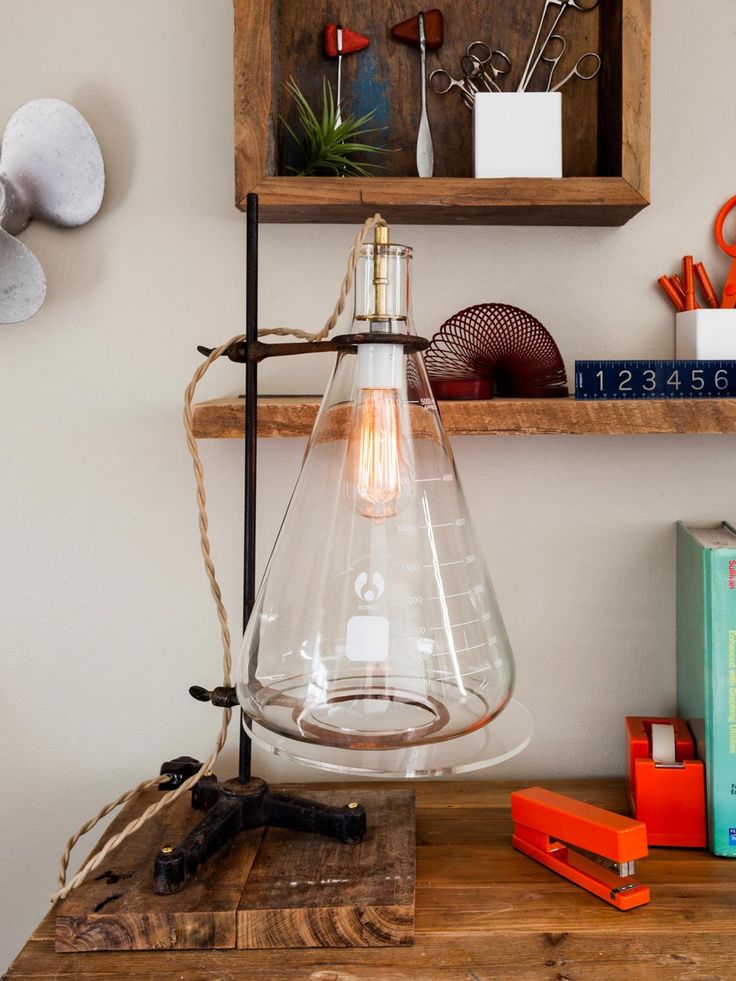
575,360,736,400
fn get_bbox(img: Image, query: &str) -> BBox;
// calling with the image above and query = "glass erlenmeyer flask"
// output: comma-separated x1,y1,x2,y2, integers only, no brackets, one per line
236,229,530,775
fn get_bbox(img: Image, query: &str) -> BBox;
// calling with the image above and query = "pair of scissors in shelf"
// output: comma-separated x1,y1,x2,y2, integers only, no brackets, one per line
518,0,600,92
429,41,512,109
460,41,512,94
541,35,601,92
715,195,736,308
429,66,477,108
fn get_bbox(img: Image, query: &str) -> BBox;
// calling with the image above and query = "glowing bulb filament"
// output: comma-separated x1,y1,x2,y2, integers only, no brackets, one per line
347,388,410,519
357,389,401,507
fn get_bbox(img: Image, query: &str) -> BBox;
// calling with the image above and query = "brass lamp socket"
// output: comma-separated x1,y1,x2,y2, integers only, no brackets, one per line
373,224,390,317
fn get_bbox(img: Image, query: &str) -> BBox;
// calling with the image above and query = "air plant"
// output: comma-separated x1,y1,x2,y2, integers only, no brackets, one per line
281,77,389,177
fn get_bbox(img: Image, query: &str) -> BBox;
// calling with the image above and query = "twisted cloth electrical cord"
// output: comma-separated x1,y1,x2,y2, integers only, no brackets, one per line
51,213,386,903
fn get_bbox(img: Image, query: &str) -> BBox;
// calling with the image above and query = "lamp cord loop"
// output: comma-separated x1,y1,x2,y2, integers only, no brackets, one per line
51,213,387,903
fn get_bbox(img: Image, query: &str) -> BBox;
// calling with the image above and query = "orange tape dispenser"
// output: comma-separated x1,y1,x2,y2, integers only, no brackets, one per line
511,786,650,910
626,716,707,848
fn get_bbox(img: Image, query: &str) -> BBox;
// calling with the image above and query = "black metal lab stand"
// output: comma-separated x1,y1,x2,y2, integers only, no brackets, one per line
153,194,366,896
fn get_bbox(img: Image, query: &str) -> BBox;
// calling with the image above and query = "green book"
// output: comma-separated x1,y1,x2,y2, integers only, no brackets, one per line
677,522,736,857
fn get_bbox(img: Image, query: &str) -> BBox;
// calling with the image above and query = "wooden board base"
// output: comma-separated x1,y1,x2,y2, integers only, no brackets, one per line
239,789,415,948
54,787,415,952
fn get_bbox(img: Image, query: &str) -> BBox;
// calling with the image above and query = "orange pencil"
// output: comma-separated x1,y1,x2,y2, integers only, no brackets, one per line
694,261,719,309
658,275,685,312
682,256,696,311
671,274,694,309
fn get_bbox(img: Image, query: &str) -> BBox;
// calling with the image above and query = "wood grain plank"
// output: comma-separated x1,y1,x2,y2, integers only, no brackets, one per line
192,395,736,439
192,395,317,439
9,925,735,979
243,175,647,225
436,397,736,435
237,789,415,947
54,790,264,952
621,0,651,199
232,0,273,201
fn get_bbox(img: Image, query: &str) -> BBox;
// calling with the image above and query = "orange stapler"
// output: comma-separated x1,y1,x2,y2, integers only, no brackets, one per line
511,786,650,911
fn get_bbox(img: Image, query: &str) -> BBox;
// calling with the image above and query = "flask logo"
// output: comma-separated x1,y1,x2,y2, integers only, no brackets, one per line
354,571,385,603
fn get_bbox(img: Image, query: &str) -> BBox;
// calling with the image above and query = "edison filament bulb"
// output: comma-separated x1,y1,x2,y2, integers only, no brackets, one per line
345,344,414,520
235,225,530,776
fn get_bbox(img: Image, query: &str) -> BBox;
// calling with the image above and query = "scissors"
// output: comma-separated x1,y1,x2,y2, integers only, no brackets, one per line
715,196,736,308
541,35,601,92
429,67,477,109
518,0,600,92
460,41,512,94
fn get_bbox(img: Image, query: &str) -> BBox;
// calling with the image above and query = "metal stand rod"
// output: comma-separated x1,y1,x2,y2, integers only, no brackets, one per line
154,193,369,895
240,192,258,784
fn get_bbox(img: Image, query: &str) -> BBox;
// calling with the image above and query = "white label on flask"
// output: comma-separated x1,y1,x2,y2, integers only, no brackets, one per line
346,615,389,662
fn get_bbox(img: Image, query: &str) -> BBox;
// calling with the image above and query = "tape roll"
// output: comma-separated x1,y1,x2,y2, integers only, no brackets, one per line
651,723,676,764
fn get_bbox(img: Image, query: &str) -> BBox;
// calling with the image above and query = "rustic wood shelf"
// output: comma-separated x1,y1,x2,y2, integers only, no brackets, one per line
192,396,736,439
239,176,648,226
7,779,733,979
234,0,651,226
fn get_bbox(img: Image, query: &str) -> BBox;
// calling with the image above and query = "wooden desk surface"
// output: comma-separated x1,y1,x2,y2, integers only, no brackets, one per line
5,779,734,980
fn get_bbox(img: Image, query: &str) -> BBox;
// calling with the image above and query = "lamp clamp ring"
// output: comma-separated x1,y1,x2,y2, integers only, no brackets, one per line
196,332,428,365
197,339,341,364
332,332,429,351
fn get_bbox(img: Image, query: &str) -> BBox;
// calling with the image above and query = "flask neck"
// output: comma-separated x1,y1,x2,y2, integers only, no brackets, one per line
350,244,414,335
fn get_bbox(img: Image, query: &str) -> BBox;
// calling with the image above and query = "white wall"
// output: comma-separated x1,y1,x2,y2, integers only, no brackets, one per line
3,0,736,967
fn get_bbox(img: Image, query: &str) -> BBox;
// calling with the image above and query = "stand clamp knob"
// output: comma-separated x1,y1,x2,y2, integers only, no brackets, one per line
159,756,203,790
189,685,239,707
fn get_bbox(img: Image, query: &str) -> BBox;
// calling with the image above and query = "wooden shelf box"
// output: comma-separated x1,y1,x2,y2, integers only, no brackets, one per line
233,0,651,225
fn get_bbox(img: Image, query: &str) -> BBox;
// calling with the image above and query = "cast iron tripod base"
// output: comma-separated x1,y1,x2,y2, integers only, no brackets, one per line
153,756,367,895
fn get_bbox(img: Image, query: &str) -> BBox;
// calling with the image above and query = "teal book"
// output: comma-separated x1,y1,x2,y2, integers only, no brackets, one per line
677,522,736,857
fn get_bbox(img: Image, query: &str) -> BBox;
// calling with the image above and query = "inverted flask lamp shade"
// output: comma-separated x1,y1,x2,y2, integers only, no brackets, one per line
236,227,531,776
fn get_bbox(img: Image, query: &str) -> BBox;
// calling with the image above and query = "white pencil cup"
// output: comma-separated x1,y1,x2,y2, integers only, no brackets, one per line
473,92,562,179
675,309,736,360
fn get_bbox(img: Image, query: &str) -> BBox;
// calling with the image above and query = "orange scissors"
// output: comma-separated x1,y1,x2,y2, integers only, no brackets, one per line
715,195,736,307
